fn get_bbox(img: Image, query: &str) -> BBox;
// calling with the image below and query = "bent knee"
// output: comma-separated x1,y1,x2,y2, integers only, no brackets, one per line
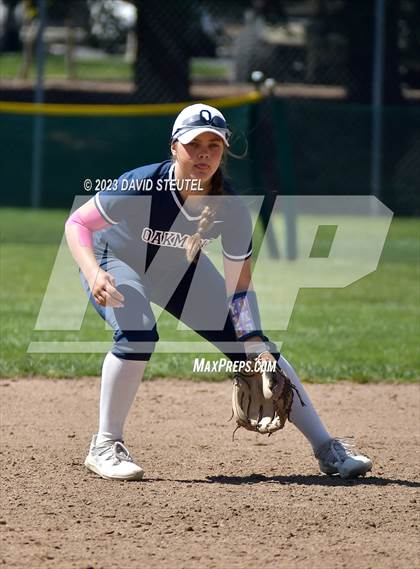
112,328,158,361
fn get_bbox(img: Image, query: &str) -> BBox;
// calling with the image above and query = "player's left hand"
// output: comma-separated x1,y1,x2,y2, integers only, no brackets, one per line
231,353,299,436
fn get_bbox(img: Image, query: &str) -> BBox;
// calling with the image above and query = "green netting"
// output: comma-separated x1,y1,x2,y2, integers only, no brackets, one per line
270,99,420,215
0,104,254,209
0,100,418,214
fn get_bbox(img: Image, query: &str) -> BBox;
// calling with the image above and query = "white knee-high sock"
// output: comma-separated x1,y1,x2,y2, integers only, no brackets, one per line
278,355,331,451
97,351,147,444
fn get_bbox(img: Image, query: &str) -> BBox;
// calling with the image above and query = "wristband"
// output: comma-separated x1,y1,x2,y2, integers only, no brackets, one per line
228,290,263,341
244,340,279,360
244,341,269,359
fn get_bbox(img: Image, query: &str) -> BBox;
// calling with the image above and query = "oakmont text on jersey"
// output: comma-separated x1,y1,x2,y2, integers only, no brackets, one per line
120,178,203,192
192,358,276,374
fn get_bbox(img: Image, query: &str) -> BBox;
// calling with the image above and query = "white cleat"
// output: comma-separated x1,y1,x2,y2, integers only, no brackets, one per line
84,435,144,481
315,438,373,479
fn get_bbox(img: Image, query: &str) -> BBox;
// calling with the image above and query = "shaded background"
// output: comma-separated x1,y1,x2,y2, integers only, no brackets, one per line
0,0,419,214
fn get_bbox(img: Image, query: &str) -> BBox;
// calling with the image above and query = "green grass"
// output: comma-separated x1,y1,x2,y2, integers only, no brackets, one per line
0,53,132,81
0,208,419,381
0,53,231,82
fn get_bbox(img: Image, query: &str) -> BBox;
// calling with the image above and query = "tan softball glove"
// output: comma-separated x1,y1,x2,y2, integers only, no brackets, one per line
232,354,303,436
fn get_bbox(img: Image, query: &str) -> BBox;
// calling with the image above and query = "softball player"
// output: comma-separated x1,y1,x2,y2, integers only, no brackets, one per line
65,103,372,481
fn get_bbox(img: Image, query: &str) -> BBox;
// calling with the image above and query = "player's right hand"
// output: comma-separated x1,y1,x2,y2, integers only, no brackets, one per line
88,269,125,308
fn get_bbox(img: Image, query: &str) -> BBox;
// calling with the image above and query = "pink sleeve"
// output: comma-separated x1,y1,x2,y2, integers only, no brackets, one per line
65,202,111,248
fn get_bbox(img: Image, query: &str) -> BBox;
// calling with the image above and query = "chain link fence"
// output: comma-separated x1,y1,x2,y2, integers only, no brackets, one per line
1,0,419,103
0,0,419,214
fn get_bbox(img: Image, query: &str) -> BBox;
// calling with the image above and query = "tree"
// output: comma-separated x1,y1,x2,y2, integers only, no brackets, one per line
1,0,21,52
133,0,216,102
133,0,189,102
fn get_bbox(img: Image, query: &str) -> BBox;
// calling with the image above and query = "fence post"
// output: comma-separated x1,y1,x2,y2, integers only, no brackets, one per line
249,72,281,259
30,0,46,208
371,0,385,208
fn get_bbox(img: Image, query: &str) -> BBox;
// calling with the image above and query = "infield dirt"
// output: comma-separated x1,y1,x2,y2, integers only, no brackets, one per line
1,378,419,569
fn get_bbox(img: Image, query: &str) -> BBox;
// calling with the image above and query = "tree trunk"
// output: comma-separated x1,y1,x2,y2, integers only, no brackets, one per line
134,0,192,102
345,0,374,102
383,0,402,104
1,0,21,52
